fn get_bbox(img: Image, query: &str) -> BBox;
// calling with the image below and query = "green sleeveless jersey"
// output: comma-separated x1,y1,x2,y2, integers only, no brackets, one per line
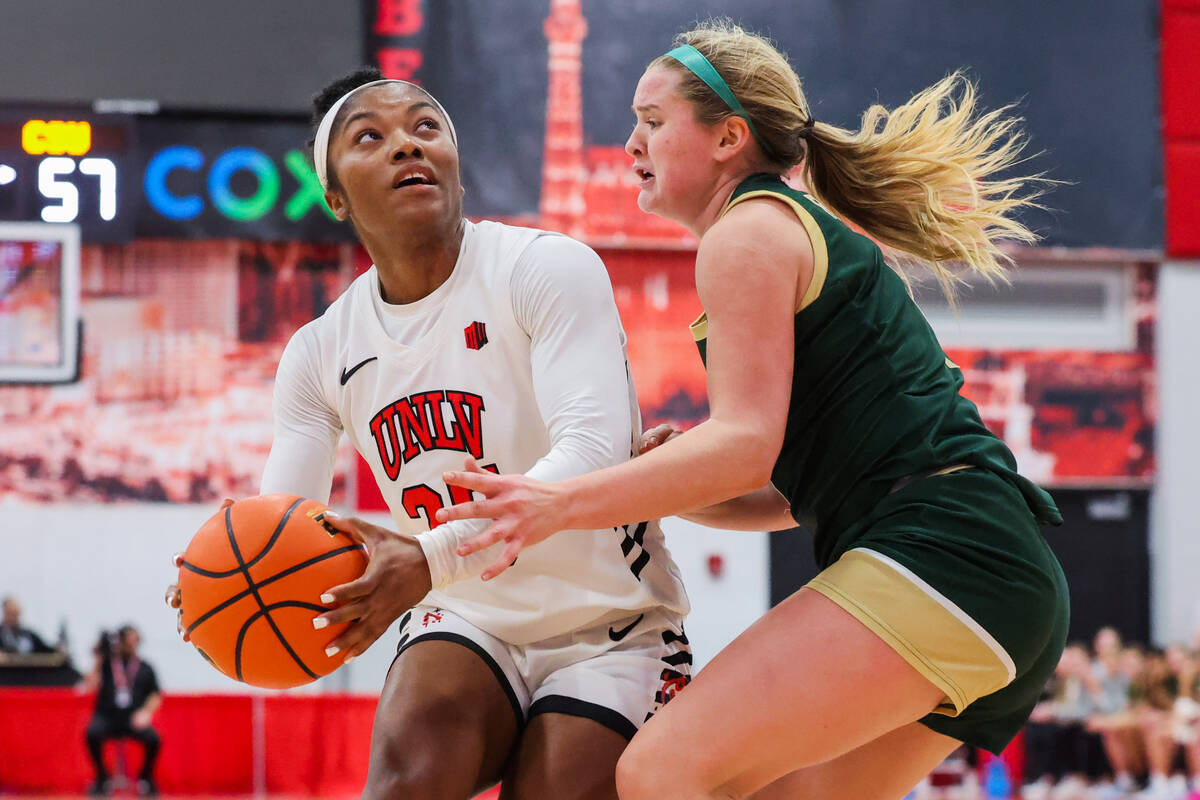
692,174,1061,566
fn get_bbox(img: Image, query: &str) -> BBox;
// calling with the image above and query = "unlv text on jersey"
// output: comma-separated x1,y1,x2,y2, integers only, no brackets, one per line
369,390,486,480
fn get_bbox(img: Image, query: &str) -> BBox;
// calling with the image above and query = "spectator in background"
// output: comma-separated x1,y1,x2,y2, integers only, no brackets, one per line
1090,628,1127,707
1023,660,1066,798
0,594,55,656
1180,647,1200,800
1023,644,1105,800
1087,642,1146,797
1150,646,1200,799
1134,648,1190,800
80,625,161,798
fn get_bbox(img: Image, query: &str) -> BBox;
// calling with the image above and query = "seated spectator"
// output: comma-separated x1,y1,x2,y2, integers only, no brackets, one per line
1180,701,1200,799
1085,629,1142,795
1023,644,1110,799
80,625,161,797
1135,647,1194,800
1166,647,1200,798
0,595,55,656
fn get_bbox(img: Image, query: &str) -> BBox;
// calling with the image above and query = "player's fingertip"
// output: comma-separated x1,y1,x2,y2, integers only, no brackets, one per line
320,593,335,604
325,645,340,657
312,617,328,630
342,654,356,665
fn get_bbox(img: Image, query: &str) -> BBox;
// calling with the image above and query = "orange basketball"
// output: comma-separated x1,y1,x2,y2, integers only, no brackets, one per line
177,494,367,689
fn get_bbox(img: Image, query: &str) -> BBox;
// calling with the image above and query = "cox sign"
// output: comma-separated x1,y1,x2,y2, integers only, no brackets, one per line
143,145,333,223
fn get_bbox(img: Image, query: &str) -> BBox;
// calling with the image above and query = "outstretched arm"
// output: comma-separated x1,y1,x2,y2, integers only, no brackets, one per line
439,199,814,577
638,424,797,532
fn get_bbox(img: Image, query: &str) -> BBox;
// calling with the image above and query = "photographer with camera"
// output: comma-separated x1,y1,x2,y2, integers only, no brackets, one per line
79,625,161,797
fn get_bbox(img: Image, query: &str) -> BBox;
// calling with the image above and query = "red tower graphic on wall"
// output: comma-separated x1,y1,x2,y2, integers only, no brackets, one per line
535,1,693,244
539,0,588,238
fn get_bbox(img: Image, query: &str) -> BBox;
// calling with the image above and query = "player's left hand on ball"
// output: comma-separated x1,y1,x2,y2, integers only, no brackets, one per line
166,553,189,643
437,457,569,581
312,513,432,662
167,498,232,645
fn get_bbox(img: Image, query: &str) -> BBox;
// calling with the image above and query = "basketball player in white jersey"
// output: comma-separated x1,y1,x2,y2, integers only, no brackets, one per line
166,68,689,799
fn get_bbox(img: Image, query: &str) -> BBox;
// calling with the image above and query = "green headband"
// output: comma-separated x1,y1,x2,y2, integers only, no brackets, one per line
665,44,771,154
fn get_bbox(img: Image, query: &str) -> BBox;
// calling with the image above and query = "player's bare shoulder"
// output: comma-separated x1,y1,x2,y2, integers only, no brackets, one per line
697,195,815,309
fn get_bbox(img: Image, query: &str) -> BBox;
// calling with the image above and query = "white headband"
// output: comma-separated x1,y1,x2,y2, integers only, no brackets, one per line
313,79,458,191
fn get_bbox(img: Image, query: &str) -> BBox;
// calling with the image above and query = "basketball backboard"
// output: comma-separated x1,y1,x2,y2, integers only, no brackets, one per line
0,221,81,383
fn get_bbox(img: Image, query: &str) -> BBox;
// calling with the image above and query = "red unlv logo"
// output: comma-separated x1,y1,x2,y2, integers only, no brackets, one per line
369,390,485,480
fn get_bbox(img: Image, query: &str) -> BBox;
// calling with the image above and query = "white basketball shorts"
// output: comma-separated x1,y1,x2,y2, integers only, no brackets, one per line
392,604,692,739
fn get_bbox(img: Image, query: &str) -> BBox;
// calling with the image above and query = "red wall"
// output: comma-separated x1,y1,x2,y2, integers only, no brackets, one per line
0,689,504,797
1163,0,1200,255
0,690,372,796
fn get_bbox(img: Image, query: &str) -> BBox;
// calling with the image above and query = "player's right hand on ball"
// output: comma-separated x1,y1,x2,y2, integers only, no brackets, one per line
639,423,682,455
311,513,433,663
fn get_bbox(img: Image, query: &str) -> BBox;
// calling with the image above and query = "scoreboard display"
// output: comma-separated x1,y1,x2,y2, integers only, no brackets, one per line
0,111,133,241
0,105,353,243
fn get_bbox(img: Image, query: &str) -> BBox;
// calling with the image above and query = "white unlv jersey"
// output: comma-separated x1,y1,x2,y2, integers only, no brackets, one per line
281,220,687,644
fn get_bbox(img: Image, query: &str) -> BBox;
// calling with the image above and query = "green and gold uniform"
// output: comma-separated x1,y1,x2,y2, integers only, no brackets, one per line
691,173,1069,754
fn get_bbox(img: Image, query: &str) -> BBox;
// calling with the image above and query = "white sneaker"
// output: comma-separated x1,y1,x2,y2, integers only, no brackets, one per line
1052,776,1086,800
1091,781,1124,800
1138,777,1173,800
1022,778,1052,800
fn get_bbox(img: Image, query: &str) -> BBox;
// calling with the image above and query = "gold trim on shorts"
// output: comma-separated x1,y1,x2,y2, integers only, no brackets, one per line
807,547,1016,716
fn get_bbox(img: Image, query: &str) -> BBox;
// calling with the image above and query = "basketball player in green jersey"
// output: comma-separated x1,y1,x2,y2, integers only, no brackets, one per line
430,20,1069,800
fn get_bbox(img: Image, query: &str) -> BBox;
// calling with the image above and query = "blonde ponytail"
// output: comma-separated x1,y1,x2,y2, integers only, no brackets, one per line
802,73,1047,296
654,22,1050,298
